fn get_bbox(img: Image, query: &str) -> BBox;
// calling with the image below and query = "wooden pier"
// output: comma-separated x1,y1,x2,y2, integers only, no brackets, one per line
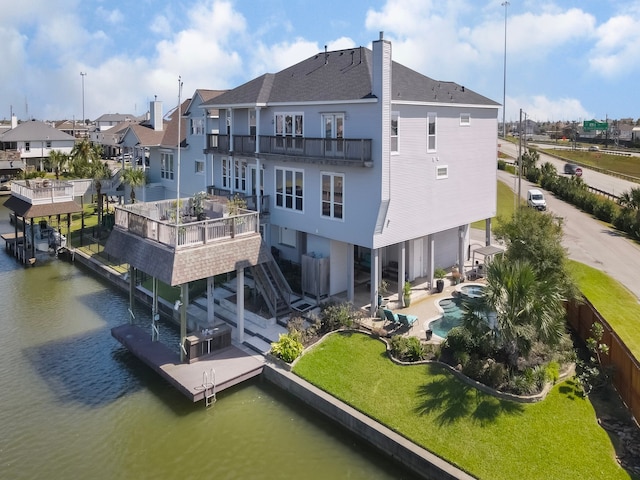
111,324,264,403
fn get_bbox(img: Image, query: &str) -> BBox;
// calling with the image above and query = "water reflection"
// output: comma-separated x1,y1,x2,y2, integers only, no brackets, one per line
0,198,408,480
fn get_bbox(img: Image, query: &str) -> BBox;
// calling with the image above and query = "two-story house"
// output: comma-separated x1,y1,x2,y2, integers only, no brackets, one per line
199,33,499,312
0,116,76,171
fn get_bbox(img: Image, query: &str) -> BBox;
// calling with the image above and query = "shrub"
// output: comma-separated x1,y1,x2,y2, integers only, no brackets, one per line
270,333,304,363
545,361,560,384
287,314,321,346
482,361,508,389
497,159,507,170
444,326,475,354
319,301,363,332
592,198,618,223
389,336,425,362
453,350,470,368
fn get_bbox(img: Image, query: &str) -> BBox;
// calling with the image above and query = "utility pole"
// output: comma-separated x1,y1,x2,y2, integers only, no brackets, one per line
501,2,510,137
518,108,523,207
80,72,87,126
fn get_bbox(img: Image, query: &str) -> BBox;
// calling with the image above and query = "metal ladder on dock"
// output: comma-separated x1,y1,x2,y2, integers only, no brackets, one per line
202,369,216,407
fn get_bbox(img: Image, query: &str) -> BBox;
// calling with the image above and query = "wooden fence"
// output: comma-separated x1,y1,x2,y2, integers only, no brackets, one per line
566,299,640,423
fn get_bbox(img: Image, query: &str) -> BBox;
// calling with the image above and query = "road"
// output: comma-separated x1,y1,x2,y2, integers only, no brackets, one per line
495,167,640,301
498,141,638,197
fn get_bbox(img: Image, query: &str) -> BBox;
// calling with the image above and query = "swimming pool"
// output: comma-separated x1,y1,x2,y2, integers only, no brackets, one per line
428,284,486,339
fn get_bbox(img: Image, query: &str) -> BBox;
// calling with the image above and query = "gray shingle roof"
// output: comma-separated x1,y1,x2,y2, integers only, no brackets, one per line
0,120,76,142
202,46,498,107
104,229,271,286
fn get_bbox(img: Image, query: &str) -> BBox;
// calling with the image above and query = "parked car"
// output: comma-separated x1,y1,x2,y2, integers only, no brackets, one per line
588,145,600,151
527,189,547,211
564,163,579,175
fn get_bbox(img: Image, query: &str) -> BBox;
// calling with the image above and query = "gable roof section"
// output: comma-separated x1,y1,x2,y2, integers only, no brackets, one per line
203,46,499,108
160,99,190,148
122,123,165,147
185,89,227,116
0,120,76,142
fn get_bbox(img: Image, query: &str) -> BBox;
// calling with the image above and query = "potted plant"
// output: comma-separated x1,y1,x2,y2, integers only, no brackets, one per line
192,191,208,221
377,280,389,319
451,266,462,285
402,281,412,307
434,268,446,293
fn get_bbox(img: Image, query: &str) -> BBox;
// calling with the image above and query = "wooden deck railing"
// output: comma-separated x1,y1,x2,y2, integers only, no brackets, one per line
113,199,259,249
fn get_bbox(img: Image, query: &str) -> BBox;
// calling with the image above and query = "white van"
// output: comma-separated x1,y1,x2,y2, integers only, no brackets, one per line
527,189,547,211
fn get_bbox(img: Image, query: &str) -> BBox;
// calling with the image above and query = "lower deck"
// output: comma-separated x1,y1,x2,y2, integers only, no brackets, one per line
111,324,264,403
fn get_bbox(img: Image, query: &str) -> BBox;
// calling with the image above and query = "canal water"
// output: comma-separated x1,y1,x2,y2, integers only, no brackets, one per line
0,199,408,480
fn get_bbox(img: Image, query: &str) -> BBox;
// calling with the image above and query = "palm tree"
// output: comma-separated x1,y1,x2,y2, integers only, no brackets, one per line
465,256,566,369
121,167,146,204
618,187,640,216
70,138,102,177
47,150,68,179
70,139,110,235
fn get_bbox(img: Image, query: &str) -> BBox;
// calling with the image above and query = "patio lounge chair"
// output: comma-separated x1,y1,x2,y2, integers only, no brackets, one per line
382,309,401,327
397,313,418,328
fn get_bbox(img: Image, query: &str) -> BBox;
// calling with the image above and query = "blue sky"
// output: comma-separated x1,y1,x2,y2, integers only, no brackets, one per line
2,0,640,124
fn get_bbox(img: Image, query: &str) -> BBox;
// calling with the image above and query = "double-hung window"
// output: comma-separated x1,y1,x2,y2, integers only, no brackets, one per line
321,172,344,220
160,151,174,180
391,112,399,153
427,113,437,152
275,167,303,212
195,160,204,174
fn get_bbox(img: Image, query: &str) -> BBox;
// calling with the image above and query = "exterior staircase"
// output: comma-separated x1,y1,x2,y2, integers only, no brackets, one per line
250,256,293,321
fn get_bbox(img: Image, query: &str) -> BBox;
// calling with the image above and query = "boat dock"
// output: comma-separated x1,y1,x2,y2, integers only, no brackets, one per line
112,324,265,403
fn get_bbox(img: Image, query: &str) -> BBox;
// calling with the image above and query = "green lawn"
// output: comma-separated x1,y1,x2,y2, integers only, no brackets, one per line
471,180,515,229
293,333,629,480
568,261,640,359
538,148,640,178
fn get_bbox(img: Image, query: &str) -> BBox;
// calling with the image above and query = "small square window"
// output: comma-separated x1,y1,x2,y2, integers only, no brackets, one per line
436,165,448,179
460,113,470,126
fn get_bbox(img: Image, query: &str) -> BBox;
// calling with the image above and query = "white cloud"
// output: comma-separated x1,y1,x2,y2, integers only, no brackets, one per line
96,7,124,25
150,15,171,36
250,39,320,77
589,14,640,78
507,94,591,123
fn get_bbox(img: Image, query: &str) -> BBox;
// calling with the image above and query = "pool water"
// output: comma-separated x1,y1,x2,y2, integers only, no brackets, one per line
429,285,486,339
429,297,464,339
459,284,485,299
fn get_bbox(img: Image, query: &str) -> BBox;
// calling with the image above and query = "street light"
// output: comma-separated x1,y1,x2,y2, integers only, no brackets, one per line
501,1,510,137
80,72,87,126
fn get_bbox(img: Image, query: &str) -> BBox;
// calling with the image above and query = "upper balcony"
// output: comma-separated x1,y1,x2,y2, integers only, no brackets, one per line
205,134,372,167
113,196,260,250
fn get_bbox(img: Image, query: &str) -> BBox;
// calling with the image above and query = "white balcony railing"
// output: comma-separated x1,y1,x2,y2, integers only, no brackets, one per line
113,198,259,249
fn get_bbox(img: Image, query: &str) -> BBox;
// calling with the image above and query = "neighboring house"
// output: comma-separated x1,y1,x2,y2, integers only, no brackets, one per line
0,116,76,170
55,120,89,138
178,89,227,196
95,113,141,132
193,34,500,310
118,101,168,202
123,89,227,203
90,122,133,159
